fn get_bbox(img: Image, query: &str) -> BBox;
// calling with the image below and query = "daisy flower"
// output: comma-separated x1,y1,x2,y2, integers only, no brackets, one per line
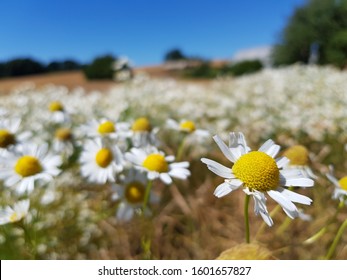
125,147,190,184
79,138,124,184
282,145,317,179
201,132,314,226
326,165,347,205
112,169,157,221
130,117,159,147
0,199,30,225
167,118,210,139
81,118,130,140
48,100,70,123
0,143,62,194
52,127,75,157
0,118,31,150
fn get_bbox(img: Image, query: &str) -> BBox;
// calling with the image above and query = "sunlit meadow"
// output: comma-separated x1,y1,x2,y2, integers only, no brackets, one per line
1,64,347,260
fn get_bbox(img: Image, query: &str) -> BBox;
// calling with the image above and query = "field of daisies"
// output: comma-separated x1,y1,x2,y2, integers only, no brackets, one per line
1,64,347,260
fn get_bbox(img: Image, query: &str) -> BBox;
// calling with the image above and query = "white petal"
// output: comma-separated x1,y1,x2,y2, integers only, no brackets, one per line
267,190,298,219
261,142,280,158
214,182,234,198
258,139,274,153
213,135,237,163
284,178,314,187
117,202,134,221
277,187,312,205
276,157,290,169
201,158,234,179
160,173,172,184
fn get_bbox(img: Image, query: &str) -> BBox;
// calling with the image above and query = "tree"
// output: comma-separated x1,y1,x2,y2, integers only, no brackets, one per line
272,0,347,67
83,55,116,80
164,48,186,61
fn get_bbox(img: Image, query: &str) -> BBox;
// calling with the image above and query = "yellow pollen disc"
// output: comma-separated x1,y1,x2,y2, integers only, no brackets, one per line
131,117,151,132
142,153,168,173
282,145,309,166
180,120,196,133
0,129,16,148
232,151,280,192
125,181,146,204
55,127,72,141
97,121,115,134
9,213,19,223
15,155,42,177
49,101,64,112
95,148,113,168
338,176,347,191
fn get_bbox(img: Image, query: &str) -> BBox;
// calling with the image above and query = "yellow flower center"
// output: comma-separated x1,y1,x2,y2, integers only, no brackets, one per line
9,212,19,223
95,148,113,168
97,121,115,134
0,129,16,148
125,181,146,204
55,128,72,141
15,155,42,177
282,145,309,166
131,117,151,132
232,151,280,192
338,176,347,191
49,101,64,112
180,120,196,133
142,153,168,173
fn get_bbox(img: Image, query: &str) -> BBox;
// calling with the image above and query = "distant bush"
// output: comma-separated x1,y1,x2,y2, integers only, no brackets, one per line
83,55,116,80
183,62,219,79
46,60,81,72
0,58,45,77
226,60,263,76
164,48,187,62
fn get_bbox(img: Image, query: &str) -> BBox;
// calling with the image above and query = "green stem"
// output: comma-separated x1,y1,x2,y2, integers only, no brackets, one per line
304,200,344,245
325,219,347,260
244,194,251,243
176,135,187,161
142,180,153,214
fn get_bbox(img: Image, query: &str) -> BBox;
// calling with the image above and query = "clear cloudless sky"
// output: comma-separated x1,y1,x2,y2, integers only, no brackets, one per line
0,0,306,66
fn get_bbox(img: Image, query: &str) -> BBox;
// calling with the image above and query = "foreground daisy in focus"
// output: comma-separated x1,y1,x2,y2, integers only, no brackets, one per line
0,143,62,194
201,132,314,226
126,147,190,184
0,199,30,225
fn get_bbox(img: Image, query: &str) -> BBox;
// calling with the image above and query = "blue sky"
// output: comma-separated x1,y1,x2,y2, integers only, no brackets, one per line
0,0,305,66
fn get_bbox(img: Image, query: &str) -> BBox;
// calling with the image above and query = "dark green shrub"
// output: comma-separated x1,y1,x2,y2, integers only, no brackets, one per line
83,55,115,80
228,60,263,76
164,48,186,61
0,58,45,77
183,62,219,79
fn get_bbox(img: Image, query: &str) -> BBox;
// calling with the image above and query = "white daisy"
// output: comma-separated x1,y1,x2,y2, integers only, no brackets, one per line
166,118,210,140
282,145,317,179
0,199,30,225
201,132,314,226
125,147,190,184
48,100,70,123
79,138,124,184
81,118,130,140
326,165,347,205
0,143,62,194
52,127,75,158
130,117,159,148
0,118,31,150
112,169,158,221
